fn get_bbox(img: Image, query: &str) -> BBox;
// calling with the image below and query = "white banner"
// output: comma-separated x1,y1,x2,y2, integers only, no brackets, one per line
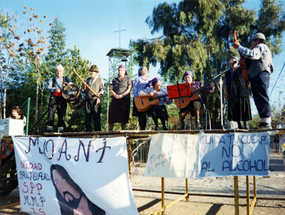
145,132,270,178
198,132,270,177
144,133,199,178
12,136,138,215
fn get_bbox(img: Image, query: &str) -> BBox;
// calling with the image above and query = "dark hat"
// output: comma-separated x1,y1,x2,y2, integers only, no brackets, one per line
89,65,99,72
251,33,266,41
182,71,193,82
147,77,161,87
118,64,127,75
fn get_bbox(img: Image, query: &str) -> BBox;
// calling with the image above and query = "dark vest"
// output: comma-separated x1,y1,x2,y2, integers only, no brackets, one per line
225,67,249,98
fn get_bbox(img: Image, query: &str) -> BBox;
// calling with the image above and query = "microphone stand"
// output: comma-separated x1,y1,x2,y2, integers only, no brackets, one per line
212,66,231,129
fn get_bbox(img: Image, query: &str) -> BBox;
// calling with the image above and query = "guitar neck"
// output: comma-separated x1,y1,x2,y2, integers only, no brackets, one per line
190,84,208,97
149,94,168,101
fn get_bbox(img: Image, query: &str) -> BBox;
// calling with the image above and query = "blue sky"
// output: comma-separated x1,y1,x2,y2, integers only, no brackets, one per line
1,0,285,114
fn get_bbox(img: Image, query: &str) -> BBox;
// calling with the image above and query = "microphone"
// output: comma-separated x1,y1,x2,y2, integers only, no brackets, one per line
230,61,237,67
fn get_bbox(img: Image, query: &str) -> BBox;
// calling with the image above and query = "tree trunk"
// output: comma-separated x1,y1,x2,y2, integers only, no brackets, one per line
0,68,2,119
3,78,7,119
35,80,39,121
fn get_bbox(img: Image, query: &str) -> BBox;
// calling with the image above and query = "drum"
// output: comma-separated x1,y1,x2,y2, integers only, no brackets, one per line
62,84,85,110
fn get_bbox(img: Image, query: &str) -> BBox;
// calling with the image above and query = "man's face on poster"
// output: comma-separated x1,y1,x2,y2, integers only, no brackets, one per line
52,169,83,209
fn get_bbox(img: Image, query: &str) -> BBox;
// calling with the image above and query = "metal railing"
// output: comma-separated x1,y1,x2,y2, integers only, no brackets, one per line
20,97,30,135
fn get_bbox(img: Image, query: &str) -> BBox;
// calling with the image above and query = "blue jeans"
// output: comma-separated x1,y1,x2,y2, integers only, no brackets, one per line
251,72,271,118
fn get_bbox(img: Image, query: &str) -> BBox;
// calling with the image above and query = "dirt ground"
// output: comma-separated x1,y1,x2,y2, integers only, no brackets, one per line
131,164,285,215
0,153,284,215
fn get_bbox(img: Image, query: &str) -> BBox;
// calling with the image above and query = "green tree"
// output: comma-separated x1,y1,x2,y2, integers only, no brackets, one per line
64,46,91,132
132,0,285,128
18,7,51,122
44,17,69,73
0,11,26,118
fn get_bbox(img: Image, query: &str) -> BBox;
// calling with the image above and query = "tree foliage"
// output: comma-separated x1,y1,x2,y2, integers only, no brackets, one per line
0,7,95,134
131,0,285,127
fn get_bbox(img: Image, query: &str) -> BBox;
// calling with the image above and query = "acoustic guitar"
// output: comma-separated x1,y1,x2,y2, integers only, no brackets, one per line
174,87,200,109
135,94,168,112
233,30,251,83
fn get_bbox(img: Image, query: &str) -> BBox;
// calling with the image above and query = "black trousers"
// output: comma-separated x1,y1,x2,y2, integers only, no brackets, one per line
85,99,101,131
251,71,271,118
47,96,67,128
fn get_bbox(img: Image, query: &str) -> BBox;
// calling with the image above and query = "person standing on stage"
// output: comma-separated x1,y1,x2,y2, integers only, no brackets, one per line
82,65,104,131
225,57,252,129
132,66,150,130
109,65,132,130
179,71,215,129
233,32,273,129
139,77,172,130
46,64,73,132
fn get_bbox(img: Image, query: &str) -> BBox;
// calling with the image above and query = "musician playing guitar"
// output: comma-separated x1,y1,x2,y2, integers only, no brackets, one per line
179,71,215,129
132,66,150,130
233,32,273,129
139,77,172,130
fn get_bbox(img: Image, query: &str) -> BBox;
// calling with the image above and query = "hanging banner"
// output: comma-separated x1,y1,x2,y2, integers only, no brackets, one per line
198,132,270,178
145,132,270,178
12,136,138,215
144,133,199,178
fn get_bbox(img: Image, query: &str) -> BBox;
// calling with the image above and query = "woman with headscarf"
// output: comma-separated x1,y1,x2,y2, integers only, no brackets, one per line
132,66,150,130
225,57,252,129
139,77,172,130
109,65,132,130
179,71,215,129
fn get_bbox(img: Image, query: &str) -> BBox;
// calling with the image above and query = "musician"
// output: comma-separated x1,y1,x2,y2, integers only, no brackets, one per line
132,66,150,130
109,65,132,130
82,65,104,131
46,64,73,132
233,32,273,129
179,71,215,129
225,57,252,129
139,77,172,130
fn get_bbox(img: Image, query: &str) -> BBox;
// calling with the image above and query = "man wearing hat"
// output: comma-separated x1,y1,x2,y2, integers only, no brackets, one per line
46,64,73,132
82,65,104,131
233,32,274,129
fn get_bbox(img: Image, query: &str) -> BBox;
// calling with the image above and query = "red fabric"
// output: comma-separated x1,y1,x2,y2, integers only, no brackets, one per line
53,91,62,97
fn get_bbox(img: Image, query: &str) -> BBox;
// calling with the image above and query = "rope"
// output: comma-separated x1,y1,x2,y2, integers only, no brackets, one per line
269,60,285,96
131,136,152,166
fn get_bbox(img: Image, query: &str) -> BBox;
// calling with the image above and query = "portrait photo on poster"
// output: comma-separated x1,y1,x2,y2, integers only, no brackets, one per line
50,164,106,215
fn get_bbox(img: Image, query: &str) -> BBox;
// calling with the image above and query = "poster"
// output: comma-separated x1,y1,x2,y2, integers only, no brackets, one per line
144,133,199,178
198,132,270,177
13,136,138,215
145,132,270,178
